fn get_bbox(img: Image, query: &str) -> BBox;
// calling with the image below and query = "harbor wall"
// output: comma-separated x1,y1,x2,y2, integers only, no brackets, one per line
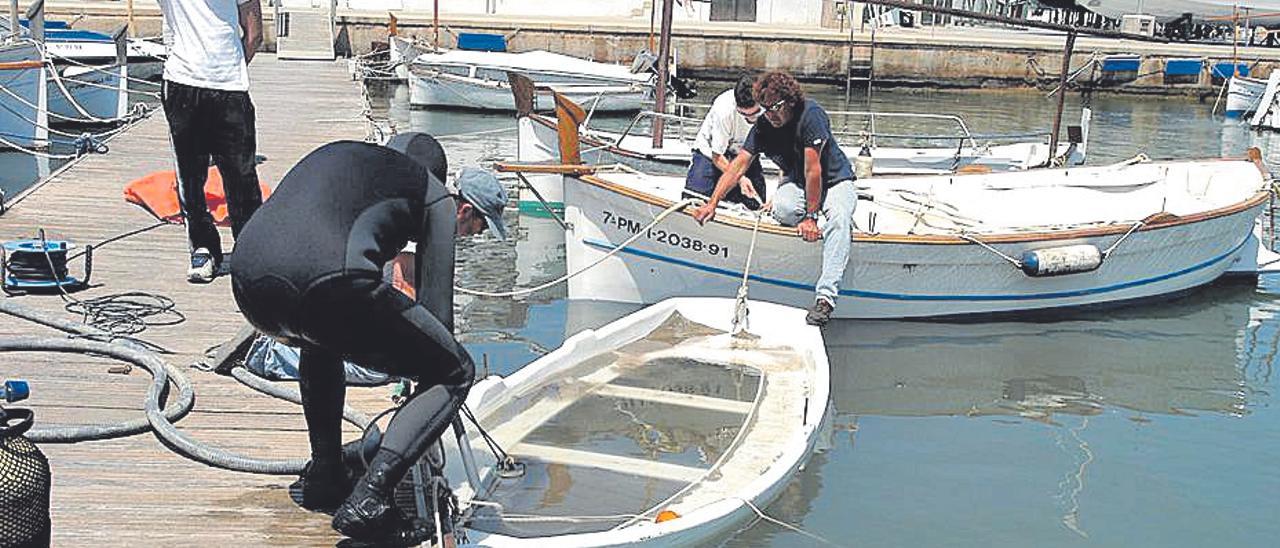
41,2,1280,96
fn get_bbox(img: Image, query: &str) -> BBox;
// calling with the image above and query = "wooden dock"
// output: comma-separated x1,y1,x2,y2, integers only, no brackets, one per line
0,56,397,546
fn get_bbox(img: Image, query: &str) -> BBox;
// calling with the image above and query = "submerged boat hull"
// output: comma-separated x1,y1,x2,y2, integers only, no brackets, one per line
563,166,1267,319
442,298,829,546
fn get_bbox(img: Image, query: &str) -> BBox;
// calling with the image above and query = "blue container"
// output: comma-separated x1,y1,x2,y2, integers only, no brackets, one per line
1101,56,1141,72
1212,62,1250,79
456,33,507,52
1165,58,1203,76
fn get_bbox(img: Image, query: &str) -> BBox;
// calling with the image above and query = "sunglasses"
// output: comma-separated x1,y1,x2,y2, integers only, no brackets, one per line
765,99,788,113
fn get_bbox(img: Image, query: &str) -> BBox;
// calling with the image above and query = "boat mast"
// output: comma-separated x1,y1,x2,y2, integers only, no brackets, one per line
1048,30,1076,158
9,0,18,41
651,0,674,149
857,0,1164,164
433,0,440,50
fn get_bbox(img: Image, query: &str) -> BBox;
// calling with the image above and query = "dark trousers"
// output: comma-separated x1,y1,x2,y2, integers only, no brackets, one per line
162,80,262,263
683,149,767,210
232,274,475,494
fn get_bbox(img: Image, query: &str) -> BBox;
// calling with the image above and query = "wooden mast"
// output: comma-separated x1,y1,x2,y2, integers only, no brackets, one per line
650,0,674,149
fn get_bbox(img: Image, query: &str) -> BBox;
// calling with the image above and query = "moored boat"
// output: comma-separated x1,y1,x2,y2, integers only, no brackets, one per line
437,297,830,546
0,41,48,150
1226,75,1266,119
519,93,1273,320
408,48,653,112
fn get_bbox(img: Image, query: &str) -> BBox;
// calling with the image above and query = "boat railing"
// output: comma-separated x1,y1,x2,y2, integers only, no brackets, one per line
827,110,981,149
611,109,702,146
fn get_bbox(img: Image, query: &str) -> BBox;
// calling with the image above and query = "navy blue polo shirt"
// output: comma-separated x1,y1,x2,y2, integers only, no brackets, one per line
742,98,853,188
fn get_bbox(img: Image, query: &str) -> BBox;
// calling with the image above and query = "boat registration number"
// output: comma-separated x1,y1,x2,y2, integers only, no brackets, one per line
601,210,731,259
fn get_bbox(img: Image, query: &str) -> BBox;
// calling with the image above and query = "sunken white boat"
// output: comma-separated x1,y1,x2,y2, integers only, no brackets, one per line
524,93,1274,320
439,297,830,546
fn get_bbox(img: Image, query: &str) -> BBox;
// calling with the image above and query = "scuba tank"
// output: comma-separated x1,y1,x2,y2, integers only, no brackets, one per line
854,142,874,179
0,380,51,548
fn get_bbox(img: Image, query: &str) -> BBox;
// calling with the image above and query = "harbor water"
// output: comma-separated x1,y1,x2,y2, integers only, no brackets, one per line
376,83,1280,547
5,80,1277,545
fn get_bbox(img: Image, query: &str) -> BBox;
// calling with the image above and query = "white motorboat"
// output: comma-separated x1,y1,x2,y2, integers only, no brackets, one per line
408,47,653,112
437,297,829,546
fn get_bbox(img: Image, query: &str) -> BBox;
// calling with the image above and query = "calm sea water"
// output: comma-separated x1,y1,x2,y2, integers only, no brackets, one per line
8,80,1274,546
368,82,1280,547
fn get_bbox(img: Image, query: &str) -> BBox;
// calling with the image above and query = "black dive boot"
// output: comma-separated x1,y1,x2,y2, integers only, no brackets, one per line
290,459,353,512
332,462,435,547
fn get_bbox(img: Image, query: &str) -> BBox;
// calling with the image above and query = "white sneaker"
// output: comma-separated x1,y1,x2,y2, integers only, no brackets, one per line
187,248,217,284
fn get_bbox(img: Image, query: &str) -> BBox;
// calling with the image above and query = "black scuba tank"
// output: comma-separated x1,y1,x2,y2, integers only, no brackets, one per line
0,380,50,548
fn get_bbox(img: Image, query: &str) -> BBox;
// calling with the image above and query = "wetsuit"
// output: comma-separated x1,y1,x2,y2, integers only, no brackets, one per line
229,141,474,521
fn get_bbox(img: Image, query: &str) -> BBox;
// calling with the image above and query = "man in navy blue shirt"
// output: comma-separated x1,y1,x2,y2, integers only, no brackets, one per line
692,71,856,326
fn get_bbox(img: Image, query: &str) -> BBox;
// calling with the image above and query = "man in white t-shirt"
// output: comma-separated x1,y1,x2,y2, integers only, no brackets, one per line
684,74,766,209
157,0,264,283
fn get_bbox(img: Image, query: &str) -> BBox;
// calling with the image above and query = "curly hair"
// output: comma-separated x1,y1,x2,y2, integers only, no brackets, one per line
753,71,804,109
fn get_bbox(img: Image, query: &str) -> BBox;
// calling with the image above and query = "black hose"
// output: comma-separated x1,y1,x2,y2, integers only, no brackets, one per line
1,337,193,443
0,300,381,475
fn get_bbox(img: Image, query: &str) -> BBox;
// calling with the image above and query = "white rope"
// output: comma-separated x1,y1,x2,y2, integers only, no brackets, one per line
738,498,847,547
455,198,696,298
1100,220,1145,258
957,233,1023,268
731,210,765,336
47,66,127,124
0,133,77,159
30,38,164,89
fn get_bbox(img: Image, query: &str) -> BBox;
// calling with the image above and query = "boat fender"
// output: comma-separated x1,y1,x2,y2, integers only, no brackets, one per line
655,509,680,523
1019,244,1102,277
854,143,873,179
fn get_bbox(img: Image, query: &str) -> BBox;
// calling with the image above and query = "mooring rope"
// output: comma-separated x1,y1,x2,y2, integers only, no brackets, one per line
731,210,765,335
455,198,696,298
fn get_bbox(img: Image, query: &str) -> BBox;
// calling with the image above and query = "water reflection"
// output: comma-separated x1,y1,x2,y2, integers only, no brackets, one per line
828,282,1263,422
365,82,1280,547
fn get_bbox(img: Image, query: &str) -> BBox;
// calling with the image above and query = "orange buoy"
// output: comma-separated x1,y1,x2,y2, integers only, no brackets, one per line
654,510,679,523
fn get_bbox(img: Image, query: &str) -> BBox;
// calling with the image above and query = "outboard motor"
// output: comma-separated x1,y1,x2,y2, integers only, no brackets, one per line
0,380,50,548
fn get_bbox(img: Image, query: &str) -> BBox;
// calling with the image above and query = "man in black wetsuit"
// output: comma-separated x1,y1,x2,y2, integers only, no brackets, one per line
229,132,507,545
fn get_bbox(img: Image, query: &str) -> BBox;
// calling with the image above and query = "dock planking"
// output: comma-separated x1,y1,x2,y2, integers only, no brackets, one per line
0,56,400,545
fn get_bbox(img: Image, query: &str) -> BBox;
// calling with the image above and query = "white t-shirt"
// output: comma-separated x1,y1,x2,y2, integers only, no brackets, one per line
158,0,252,91
692,89,754,159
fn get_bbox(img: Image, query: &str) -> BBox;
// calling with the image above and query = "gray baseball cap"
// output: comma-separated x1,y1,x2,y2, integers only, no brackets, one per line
457,167,509,240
